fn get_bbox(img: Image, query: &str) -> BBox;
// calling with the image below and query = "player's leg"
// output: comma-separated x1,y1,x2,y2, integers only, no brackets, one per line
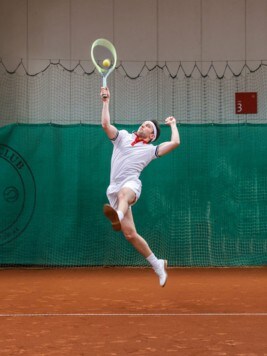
120,207,151,257
117,186,136,217
103,183,167,286
103,187,135,231
121,208,168,287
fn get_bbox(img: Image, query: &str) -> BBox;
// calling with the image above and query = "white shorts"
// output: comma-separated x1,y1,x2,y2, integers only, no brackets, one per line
106,179,142,210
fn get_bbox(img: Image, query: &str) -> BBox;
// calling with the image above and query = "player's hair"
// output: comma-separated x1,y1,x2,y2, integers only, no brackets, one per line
151,119,161,141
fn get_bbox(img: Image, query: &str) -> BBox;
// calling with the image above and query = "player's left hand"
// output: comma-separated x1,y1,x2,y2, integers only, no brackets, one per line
165,116,176,126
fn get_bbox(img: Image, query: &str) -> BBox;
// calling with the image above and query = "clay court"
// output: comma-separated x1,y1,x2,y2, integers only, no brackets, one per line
0,267,266,355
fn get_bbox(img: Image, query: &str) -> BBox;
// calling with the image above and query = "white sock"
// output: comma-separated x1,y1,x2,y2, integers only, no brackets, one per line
146,253,160,270
116,210,124,221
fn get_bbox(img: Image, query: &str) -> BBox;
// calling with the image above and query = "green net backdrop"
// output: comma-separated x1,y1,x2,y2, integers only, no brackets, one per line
0,123,266,266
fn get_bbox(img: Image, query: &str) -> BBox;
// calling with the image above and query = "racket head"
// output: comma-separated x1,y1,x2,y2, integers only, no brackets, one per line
91,38,117,81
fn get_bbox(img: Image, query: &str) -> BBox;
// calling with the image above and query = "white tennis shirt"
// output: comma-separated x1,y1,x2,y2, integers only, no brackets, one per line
110,130,159,185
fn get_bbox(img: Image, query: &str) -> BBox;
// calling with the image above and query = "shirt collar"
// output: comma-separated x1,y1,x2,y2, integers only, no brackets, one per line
131,133,148,146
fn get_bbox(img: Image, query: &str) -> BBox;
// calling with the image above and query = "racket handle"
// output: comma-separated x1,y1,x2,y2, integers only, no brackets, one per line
102,77,108,98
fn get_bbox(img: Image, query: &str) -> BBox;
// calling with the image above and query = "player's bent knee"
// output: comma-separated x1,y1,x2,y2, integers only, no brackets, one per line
122,229,137,241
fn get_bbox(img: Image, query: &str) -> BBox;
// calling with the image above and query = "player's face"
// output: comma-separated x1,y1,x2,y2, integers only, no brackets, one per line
137,121,154,141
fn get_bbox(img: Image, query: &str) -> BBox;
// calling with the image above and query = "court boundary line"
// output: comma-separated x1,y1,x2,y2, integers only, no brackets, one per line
0,312,267,317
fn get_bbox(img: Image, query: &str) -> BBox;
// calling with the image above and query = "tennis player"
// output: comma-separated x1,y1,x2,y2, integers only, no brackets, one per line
101,87,180,287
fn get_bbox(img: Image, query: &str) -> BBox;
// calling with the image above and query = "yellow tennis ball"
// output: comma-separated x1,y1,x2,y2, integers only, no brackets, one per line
102,58,111,68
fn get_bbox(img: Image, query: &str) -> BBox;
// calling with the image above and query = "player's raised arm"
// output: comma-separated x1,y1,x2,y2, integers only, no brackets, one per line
101,87,118,140
157,116,180,157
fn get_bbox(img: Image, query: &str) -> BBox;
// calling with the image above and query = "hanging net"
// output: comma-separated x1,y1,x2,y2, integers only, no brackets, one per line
0,60,266,266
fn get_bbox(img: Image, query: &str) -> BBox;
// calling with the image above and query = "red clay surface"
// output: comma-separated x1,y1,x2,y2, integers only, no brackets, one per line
0,267,266,355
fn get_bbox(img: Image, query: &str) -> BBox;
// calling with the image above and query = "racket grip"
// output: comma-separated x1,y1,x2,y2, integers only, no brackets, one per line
102,77,108,99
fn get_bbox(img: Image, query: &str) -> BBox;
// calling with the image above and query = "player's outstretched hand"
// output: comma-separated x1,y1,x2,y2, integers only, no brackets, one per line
100,87,110,102
165,116,176,126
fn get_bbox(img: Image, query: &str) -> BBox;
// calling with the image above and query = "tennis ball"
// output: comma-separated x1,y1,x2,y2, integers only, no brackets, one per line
102,58,111,68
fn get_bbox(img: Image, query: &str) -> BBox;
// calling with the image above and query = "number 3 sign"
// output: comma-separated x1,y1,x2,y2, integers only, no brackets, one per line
235,92,258,114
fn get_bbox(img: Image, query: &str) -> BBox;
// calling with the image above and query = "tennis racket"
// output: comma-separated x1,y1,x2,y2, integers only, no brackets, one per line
91,38,117,98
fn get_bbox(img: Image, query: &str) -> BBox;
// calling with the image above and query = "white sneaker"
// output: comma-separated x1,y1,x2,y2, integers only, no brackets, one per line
154,260,168,287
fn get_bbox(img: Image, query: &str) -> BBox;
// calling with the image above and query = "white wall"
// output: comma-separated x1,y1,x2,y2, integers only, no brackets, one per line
1,0,267,74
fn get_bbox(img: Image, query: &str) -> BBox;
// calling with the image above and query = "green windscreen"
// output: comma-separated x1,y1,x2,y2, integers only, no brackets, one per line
0,123,266,266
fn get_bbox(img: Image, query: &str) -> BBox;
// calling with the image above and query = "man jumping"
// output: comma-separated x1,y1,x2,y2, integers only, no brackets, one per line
101,87,180,287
